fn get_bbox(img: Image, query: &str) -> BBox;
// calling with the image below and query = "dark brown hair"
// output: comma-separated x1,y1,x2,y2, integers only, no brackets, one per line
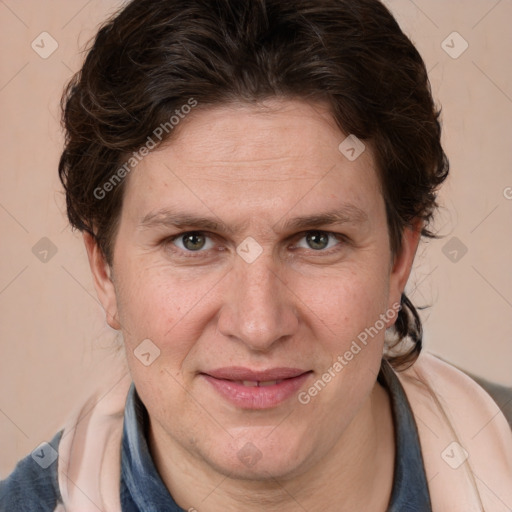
59,0,449,368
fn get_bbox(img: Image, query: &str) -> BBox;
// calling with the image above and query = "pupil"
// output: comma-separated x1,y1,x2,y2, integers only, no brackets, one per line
307,232,328,250
183,233,205,251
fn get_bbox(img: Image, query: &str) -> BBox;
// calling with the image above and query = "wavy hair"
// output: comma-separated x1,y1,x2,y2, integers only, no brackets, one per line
59,0,449,369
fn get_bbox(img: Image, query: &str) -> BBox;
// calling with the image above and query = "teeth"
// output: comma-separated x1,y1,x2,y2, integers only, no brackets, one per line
259,380,278,387
240,380,281,387
242,380,259,387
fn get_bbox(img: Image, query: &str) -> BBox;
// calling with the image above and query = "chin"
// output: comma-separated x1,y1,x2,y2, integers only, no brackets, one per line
202,429,315,482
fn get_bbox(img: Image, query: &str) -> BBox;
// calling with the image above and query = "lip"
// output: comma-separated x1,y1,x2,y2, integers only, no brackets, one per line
201,367,312,409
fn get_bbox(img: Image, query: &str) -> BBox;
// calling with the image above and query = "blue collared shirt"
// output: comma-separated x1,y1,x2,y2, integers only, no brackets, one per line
120,359,432,511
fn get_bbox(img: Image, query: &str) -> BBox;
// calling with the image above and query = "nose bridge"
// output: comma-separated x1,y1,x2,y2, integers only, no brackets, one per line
218,252,297,350
240,256,278,311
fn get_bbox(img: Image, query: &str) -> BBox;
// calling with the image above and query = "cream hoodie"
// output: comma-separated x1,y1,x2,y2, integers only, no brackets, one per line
54,353,512,511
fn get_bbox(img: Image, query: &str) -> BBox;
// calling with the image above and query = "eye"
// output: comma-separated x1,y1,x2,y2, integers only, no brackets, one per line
295,231,343,251
171,232,215,252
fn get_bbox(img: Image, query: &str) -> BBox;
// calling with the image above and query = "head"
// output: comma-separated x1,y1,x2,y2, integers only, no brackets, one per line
59,0,448,481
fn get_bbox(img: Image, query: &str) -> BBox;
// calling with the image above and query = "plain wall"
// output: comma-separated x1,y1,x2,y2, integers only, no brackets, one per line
1,0,511,477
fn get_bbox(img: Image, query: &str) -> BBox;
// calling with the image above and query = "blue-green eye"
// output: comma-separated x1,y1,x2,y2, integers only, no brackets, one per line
172,232,214,252
296,231,342,251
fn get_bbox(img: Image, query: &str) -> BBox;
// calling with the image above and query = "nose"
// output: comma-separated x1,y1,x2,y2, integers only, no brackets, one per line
217,254,299,352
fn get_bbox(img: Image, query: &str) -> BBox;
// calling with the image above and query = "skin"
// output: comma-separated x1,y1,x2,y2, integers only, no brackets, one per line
85,99,421,511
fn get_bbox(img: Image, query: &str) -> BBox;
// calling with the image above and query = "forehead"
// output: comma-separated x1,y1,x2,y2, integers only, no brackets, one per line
121,99,383,227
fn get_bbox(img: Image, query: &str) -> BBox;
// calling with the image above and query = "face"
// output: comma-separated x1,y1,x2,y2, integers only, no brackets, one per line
86,99,418,481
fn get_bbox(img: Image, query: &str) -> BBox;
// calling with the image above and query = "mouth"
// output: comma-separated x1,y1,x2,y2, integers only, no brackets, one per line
200,367,313,409
228,379,286,387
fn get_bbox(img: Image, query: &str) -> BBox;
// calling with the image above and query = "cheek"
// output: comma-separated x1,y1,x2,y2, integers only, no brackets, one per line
295,270,390,424
113,257,226,371
292,264,391,346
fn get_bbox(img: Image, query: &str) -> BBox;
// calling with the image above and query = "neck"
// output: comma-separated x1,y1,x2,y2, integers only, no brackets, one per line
149,381,394,512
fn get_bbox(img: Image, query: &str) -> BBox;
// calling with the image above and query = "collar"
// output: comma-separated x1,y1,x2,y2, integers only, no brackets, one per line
120,359,431,511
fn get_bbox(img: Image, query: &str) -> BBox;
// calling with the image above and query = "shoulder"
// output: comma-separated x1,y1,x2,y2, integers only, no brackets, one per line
402,352,512,435
400,352,512,453
0,430,63,512
397,352,512,510
454,366,512,429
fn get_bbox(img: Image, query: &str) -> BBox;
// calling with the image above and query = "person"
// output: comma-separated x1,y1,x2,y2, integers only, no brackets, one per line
1,0,511,510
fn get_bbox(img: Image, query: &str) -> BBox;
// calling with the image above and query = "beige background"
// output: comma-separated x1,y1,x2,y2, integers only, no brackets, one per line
1,0,511,477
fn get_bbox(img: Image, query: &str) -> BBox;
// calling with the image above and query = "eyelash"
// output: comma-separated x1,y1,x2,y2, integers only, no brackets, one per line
163,230,348,258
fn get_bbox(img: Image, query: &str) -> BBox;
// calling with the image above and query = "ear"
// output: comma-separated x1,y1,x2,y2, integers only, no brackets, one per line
386,220,422,323
83,232,121,330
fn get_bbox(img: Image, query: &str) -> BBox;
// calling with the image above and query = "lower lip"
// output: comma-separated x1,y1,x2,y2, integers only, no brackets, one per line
201,373,312,409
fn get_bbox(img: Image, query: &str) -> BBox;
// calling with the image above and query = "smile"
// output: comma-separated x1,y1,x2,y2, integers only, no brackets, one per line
200,368,313,409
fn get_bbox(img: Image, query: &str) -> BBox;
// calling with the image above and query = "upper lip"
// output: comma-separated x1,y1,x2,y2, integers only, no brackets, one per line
203,367,310,381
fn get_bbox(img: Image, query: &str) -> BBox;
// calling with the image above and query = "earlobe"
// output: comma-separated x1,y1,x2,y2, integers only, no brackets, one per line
83,232,121,330
387,221,423,322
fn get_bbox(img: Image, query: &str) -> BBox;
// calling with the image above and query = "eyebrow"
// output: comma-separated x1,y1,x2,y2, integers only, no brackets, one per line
138,204,368,234
283,205,368,231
